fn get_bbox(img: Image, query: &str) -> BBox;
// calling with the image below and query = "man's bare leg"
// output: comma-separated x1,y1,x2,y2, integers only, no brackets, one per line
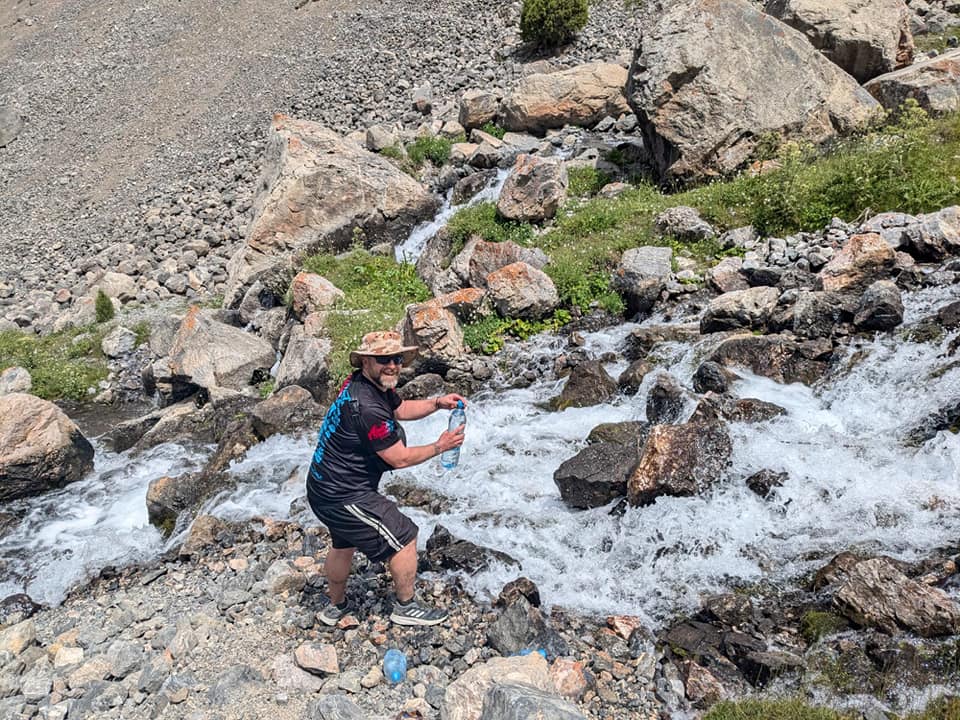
325,547,355,605
388,539,418,603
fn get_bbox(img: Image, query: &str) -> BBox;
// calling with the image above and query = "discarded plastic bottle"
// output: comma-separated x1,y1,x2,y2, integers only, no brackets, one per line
440,401,466,470
518,647,548,659
383,648,407,684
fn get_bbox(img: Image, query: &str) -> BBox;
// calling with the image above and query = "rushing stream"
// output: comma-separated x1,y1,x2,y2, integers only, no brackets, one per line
3,285,959,623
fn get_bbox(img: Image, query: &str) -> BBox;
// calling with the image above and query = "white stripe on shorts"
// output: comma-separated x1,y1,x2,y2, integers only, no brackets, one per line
344,503,404,552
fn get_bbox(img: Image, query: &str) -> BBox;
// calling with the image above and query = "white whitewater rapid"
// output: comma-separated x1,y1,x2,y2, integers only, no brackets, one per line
3,285,958,624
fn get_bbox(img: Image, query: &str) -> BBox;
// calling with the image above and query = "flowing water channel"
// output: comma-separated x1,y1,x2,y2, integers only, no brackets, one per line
3,284,959,623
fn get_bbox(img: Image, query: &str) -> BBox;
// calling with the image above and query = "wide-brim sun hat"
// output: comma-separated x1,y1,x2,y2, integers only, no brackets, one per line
349,330,419,368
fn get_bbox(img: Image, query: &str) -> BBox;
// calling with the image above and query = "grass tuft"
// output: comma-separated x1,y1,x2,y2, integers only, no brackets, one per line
0,328,109,401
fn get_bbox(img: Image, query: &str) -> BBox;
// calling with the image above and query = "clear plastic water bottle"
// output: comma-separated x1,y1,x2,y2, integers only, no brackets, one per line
441,401,466,470
382,648,407,684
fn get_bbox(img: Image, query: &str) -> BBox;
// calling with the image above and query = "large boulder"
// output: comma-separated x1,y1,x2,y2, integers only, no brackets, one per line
496,155,568,223
485,262,559,320
820,233,896,292
223,115,438,308
792,290,848,339
902,206,960,262
765,0,913,83
165,307,275,395
627,419,732,506
865,49,960,116
448,238,549,291
700,286,781,334
611,246,673,317
707,333,833,385
834,558,960,637
627,0,880,182
401,302,466,365
0,394,94,502
501,63,630,134
553,443,637,509
0,367,31,396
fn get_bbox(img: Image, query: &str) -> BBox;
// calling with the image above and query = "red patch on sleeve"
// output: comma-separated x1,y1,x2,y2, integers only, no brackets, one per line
368,422,391,441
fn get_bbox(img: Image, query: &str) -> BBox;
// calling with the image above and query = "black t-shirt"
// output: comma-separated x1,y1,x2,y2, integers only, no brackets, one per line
307,371,404,505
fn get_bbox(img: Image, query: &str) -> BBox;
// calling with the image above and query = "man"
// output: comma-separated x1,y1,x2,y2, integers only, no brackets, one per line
306,330,466,627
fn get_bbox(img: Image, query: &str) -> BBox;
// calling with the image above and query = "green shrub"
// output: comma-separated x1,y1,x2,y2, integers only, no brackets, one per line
300,250,431,381
407,136,453,167
95,290,115,323
462,310,571,355
567,166,612,197
520,0,588,48
480,122,506,140
0,328,108,401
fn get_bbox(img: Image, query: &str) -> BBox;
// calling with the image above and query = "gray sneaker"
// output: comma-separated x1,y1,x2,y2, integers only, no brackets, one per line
390,595,449,626
318,601,350,627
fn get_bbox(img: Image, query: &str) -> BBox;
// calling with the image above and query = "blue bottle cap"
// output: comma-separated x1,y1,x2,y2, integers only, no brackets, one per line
390,669,403,683
456,400,464,409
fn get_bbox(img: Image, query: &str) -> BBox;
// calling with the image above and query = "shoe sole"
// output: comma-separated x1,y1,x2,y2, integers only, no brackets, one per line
318,614,341,627
390,612,448,627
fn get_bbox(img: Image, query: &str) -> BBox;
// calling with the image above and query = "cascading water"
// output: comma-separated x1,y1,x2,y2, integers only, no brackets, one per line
0,443,210,605
204,285,960,625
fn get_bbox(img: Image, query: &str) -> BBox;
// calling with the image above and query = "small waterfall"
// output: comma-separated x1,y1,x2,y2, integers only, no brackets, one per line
394,168,511,263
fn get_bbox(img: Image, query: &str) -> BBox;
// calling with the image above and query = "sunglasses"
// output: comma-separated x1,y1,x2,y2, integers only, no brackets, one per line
373,354,405,366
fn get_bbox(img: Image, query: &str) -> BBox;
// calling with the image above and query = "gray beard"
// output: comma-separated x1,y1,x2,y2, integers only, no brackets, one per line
378,374,399,390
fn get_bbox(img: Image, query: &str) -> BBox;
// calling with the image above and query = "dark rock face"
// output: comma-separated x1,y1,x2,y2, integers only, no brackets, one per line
552,360,617,410
617,359,653,395
424,525,519,575
585,421,652,450
939,300,960,328
693,361,730,394
486,595,570,659
645,373,685,424
707,333,833,385
745,469,788,498
553,443,637,509
792,291,848,339
0,594,42,627
853,280,904,331
496,577,542,608
623,324,700,360
452,169,499,205
903,400,960,446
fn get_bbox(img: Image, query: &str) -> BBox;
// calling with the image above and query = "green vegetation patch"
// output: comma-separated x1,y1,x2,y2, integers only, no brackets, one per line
95,290,115,323
519,0,588,48
407,136,454,167
705,699,852,720
800,611,848,644
462,310,571,354
446,202,536,254
567,166,612,198
529,105,960,313
0,327,109,401
300,250,431,382
480,122,506,140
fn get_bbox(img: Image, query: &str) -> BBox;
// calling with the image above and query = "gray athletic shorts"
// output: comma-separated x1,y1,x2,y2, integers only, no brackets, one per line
308,491,418,563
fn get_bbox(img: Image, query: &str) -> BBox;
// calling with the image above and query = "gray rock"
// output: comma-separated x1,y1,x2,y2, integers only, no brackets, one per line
553,360,617,410
611,245,673,317
480,682,587,720
629,0,879,182
765,0,914,83
451,169,499,205
101,326,137,358
835,557,960,636
0,367,32,396
646,373,685,424
106,640,143,680
485,262,559,320
307,694,366,720
496,154,567,223
206,664,263,704
866,49,960,115
854,279,904,331
700,286,781,334
654,206,715,242
553,442,636,509
274,326,331,397
459,89,500,130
